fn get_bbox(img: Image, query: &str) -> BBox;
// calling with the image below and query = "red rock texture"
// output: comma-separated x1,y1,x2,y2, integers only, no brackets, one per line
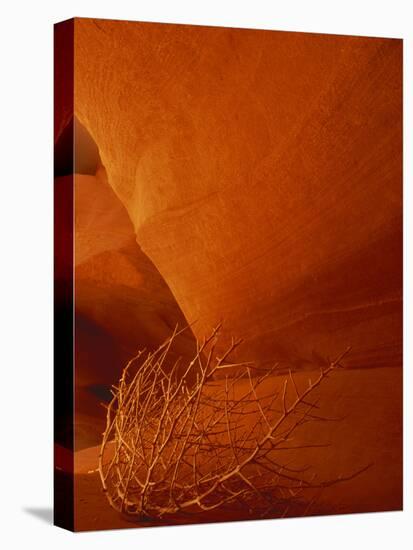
73,166,196,448
72,20,402,369
53,18,403,524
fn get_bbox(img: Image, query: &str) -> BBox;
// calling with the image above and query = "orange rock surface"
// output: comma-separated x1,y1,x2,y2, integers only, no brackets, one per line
72,20,402,368
53,20,402,521
72,165,196,448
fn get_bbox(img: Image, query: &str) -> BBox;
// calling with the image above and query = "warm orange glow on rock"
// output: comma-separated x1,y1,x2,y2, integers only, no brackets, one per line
73,20,402,369
54,18,402,531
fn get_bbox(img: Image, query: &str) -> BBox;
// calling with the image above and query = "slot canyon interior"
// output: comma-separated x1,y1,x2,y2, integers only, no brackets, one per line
54,19,402,531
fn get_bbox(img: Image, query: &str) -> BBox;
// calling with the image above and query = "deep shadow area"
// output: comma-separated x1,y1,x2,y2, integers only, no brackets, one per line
55,116,101,177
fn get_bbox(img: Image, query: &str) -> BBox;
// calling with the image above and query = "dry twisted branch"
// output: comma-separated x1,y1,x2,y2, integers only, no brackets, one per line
98,325,367,520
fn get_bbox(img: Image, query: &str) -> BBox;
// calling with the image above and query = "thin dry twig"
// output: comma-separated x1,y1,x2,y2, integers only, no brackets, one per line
98,326,366,520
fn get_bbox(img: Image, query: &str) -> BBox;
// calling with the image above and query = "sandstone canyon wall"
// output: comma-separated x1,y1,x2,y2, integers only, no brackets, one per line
73,163,197,447
55,116,197,449
71,20,402,369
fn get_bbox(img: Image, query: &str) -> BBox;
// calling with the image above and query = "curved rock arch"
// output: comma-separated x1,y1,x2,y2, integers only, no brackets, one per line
70,19,402,370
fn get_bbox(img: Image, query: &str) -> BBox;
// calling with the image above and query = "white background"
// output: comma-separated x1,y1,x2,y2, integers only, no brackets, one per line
0,0,411,548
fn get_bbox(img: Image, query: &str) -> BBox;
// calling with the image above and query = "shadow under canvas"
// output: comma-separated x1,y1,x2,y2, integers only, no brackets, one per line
24,507,54,525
